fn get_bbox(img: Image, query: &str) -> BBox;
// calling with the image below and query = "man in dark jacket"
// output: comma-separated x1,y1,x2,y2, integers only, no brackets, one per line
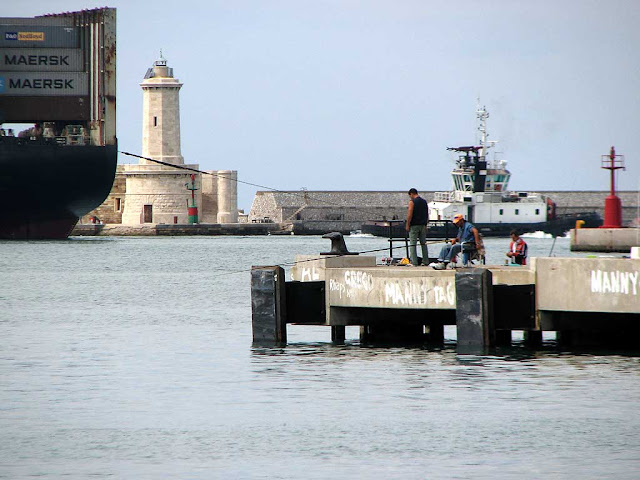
405,188,429,266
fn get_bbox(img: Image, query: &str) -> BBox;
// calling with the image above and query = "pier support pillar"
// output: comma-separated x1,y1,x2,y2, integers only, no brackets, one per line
251,266,287,345
360,323,424,345
427,323,444,344
495,330,512,346
524,330,543,347
455,269,494,352
331,326,346,344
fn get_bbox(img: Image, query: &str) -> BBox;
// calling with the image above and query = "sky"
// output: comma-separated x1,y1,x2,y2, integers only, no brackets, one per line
3,0,640,210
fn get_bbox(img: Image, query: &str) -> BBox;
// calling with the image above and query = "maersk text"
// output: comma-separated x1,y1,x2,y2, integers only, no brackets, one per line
4,55,70,66
9,78,74,89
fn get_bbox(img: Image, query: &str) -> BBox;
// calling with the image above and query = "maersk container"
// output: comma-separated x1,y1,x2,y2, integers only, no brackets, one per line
0,25,79,48
0,8,115,146
0,72,88,96
0,48,83,72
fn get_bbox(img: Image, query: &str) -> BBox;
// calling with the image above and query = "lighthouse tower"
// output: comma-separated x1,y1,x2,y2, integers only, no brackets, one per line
140,55,184,165
121,55,201,225
119,54,239,226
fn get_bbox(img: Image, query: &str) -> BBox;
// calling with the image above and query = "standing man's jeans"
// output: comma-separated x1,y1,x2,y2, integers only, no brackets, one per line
409,225,429,266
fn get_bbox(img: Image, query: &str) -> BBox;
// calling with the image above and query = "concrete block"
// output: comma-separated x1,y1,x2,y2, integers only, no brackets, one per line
290,255,376,282
487,265,535,285
571,228,640,252
326,267,456,310
534,257,640,314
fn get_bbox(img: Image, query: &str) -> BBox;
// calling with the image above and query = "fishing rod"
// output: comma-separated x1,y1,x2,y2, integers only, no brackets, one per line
212,240,444,277
118,150,446,271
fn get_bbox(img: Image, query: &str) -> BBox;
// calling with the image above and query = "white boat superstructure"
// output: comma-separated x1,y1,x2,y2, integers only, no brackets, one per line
428,105,552,226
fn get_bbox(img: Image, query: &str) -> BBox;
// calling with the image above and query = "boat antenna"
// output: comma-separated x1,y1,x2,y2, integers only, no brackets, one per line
476,103,490,157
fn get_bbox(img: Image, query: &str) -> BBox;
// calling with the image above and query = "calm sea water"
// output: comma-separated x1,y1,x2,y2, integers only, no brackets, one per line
1,235,638,479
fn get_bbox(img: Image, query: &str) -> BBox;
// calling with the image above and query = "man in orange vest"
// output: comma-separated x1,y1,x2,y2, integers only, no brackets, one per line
506,229,528,265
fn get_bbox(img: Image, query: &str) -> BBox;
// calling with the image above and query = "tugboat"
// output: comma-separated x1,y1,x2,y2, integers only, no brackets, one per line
362,105,601,238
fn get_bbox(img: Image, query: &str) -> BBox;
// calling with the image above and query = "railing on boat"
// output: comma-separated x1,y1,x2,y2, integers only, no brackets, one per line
433,191,455,202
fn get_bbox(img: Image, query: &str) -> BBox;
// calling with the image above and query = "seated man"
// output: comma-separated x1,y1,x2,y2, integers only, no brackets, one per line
431,214,480,269
506,229,528,265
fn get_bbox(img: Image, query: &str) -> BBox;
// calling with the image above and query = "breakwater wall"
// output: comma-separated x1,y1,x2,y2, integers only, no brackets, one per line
72,221,360,236
72,223,283,236
249,190,639,226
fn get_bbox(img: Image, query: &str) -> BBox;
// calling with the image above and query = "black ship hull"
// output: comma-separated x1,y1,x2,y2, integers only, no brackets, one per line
362,212,602,239
0,137,117,239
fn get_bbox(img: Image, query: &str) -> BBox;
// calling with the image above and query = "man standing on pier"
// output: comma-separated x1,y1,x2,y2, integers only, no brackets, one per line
406,188,429,266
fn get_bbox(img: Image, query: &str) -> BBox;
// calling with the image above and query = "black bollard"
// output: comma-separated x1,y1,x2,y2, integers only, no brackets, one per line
320,232,359,255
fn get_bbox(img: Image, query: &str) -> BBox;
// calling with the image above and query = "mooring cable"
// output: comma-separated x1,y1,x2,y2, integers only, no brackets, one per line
210,240,446,277
118,150,439,220
118,150,450,274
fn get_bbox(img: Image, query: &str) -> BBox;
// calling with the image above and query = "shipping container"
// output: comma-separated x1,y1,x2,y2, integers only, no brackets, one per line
0,96,88,122
0,72,88,96
0,8,115,146
0,16,74,26
0,25,78,48
0,48,83,71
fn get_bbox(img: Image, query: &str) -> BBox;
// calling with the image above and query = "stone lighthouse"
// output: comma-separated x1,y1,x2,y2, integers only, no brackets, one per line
140,55,183,166
121,55,202,225
118,54,239,226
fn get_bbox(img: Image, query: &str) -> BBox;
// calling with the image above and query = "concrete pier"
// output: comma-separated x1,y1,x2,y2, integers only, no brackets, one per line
251,248,640,351
570,227,640,252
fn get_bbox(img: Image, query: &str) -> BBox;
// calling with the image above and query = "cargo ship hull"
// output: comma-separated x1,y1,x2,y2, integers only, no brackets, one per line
0,137,117,239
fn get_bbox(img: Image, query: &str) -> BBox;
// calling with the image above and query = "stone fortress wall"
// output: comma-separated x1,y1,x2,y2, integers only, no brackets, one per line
120,165,202,225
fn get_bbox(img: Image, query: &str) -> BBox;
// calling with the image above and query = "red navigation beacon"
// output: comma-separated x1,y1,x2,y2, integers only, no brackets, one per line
600,146,625,228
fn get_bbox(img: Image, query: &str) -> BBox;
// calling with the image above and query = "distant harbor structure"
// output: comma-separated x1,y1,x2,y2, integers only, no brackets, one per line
570,146,639,252
248,106,636,237
248,190,638,235
84,56,239,226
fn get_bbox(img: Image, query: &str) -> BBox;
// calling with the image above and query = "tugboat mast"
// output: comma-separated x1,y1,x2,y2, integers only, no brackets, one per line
477,104,489,158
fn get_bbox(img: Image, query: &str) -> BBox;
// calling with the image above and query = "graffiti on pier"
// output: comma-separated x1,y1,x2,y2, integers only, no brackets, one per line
299,266,321,282
329,270,373,299
591,270,639,295
328,269,455,308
